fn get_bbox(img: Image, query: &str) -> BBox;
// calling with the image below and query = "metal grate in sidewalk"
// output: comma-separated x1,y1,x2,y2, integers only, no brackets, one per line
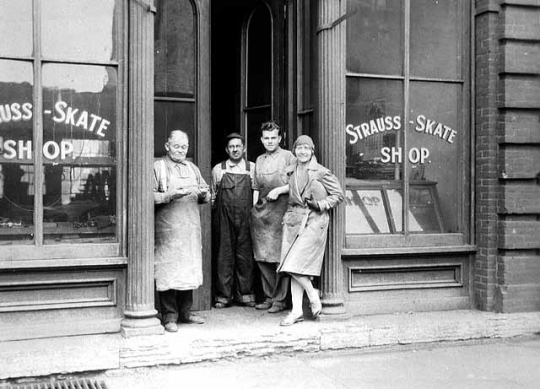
8,379,108,389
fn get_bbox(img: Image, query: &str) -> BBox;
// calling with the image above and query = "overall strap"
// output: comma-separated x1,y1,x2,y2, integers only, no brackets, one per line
159,158,168,192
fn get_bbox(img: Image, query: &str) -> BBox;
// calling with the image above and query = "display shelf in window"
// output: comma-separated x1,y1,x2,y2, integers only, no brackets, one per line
345,178,445,234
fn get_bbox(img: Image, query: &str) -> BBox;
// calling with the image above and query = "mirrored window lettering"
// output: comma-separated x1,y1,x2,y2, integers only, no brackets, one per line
41,64,118,244
345,0,469,238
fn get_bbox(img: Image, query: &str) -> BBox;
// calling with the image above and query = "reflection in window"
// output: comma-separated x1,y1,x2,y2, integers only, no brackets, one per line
41,64,117,244
42,0,116,62
346,78,403,183
410,0,462,79
346,0,403,75
0,60,34,244
154,0,196,159
154,0,195,98
345,1,469,238
345,189,390,234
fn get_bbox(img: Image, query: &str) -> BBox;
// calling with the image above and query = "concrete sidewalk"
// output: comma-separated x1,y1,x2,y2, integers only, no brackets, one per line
106,337,540,389
1,308,540,380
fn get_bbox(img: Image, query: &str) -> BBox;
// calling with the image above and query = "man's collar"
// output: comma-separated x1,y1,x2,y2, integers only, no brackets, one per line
264,147,282,157
226,158,244,167
165,155,187,166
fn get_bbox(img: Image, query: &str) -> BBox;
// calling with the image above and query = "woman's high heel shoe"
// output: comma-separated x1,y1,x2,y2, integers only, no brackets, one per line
310,300,322,319
280,312,304,326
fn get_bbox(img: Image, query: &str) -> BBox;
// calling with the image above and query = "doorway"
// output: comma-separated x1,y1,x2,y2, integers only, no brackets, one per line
152,0,289,311
211,0,286,165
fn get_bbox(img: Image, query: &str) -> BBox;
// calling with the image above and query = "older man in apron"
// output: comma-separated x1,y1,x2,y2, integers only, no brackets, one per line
250,122,295,313
211,133,256,308
154,130,209,332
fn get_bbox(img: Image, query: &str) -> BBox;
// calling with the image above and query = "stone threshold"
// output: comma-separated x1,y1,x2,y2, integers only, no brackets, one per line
2,309,540,380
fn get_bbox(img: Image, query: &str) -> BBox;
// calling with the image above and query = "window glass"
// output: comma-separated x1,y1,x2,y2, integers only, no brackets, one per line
154,0,195,98
387,188,442,233
154,101,195,159
410,0,461,79
42,0,116,62
346,0,403,75
42,64,117,244
247,7,272,107
0,60,34,244
345,189,390,234
345,1,469,241
346,78,404,234
0,0,33,57
409,82,462,233
346,78,403,181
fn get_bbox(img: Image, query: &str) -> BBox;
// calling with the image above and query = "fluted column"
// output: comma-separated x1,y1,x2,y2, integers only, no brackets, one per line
317,0,347,315
121,0,163,337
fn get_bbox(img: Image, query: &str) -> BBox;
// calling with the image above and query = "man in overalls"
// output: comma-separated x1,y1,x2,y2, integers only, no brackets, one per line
211,133,256,308
250,122,295,313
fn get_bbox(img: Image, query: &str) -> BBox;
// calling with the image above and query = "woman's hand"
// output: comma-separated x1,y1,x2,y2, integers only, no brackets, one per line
305,195,321,212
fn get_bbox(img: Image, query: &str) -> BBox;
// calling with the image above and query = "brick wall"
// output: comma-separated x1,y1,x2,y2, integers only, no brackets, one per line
476,0,540,312
475,0,502,311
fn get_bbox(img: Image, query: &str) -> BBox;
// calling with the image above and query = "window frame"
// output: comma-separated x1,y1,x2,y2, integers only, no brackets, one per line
344,0,474,252
153,0,199,161
0,0,126,262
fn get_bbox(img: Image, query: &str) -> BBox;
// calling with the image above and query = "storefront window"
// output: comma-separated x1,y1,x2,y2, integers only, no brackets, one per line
345,0,470,246
154,0,196,159
0,0,33,57
0,1,122,253
0,60,34,244
42,64,117,244
42,0,116,62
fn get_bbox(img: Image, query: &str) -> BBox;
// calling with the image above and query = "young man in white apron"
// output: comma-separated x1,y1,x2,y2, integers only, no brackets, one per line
250,122,295,313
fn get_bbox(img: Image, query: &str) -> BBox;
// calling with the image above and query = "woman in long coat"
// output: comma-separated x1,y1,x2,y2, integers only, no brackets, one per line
277,135,344,326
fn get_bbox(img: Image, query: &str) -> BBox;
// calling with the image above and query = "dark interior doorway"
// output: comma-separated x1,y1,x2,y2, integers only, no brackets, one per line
211,0,273,165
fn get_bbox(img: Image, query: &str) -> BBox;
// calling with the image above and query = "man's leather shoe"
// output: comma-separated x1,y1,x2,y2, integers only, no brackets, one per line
214,302,228,309
164,322,178,332
268,304,285,313
179,314,205,324
255,301,272,310
280,312,304,326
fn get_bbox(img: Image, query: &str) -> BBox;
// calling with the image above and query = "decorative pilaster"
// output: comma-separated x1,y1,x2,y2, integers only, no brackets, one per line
316,0,347,315
121,0,163,337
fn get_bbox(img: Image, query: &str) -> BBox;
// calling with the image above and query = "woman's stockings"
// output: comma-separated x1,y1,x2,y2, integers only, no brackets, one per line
290,276,304,315
290,274,321,315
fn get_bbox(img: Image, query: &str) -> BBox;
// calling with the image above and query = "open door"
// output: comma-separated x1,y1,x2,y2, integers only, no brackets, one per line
154,0,212,310
211,0,287,165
